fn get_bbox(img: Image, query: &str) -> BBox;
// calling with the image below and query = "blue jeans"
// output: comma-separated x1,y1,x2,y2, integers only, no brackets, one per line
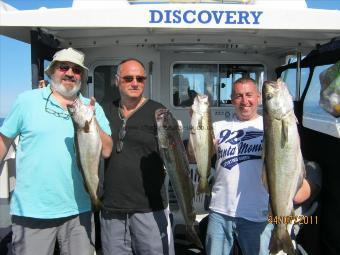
205,211,268,255
259,223,273,254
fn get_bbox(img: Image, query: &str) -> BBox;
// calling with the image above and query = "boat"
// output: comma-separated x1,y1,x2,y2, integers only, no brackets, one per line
1,0,339,254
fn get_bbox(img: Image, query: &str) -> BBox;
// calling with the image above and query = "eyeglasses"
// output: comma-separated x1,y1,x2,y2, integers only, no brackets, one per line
58,63,82,75
116,118,126,153
118,75,147,83
45,91,70,120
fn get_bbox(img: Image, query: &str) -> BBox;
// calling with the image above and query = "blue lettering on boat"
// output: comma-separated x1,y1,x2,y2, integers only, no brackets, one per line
149,9,263,25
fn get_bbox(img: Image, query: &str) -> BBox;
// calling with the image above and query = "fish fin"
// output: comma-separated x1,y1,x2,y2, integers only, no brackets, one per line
291,208,296,217
262,158,273,217
261,140,269,192
281,119,289,148
262,136,265,159
295,153,306,194
190,114,197,135
294,113,299,124
270,225,295,255
94,202,103,211
92,199,103,212
84,120,90,133
196,178,210,195
177,120,183,139
190,126,196,135
209,129,216,156
300,155,306,179
187,134,196,163
198,115,204,130
207,108,215,155
268,205,273,220
186,225,204,249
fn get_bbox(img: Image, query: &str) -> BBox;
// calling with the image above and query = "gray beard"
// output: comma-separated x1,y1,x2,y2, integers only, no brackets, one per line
51,79,81,99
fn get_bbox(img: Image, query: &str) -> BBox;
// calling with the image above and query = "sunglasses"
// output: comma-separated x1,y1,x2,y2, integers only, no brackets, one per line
116,119,127,153
119,75,147,83
58,63,82,75
45,91,70,120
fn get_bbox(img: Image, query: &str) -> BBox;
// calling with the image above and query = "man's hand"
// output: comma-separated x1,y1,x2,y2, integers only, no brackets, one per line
293,179,312,204
38,80,47,88
90,97,96,107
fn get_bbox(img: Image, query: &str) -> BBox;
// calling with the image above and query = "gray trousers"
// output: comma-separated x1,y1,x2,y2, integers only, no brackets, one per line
11,212,95,255
100,209,175,255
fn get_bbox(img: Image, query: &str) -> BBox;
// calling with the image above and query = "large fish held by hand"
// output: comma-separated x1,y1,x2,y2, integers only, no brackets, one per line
155,108,203,249
68,98,102,209
188,94,214,195
262,79,305,255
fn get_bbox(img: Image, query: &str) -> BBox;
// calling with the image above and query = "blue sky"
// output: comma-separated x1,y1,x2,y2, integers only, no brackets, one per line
1,0,340,117
0,0,72,117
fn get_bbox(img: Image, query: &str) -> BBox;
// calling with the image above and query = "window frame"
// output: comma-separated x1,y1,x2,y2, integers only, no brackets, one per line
170,60,266,108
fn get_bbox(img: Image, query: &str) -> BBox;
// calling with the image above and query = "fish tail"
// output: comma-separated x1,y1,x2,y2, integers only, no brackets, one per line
187,225,203,249
269,224,295,255
196,178,210,195
92,199,103,212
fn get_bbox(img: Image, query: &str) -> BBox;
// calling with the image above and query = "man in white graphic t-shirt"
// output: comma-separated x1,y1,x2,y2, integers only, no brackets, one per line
204,77,318,255
205,77,269,255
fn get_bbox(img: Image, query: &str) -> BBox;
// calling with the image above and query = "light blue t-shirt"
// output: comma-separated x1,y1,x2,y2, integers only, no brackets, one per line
0,86,111,218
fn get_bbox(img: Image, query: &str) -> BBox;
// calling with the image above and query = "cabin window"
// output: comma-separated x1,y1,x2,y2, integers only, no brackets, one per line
172,63,264,107
43,60,51,81
281,67,309,100
93,65,120,105
304,64,333,115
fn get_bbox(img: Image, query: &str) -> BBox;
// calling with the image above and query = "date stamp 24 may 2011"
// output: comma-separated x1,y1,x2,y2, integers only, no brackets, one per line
268,215,318,225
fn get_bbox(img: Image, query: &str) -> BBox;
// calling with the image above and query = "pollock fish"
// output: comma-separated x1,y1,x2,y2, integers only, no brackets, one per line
262,79,306,255
68,98,102,209
319,60,340,117
155,108,203,249
188,94,214,194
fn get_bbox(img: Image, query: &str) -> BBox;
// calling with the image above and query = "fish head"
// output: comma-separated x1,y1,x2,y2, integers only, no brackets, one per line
67,98,95,129
155,108,178,131
155,108,179,148
192,94,209,113
262,79,294,119
155,108,168,128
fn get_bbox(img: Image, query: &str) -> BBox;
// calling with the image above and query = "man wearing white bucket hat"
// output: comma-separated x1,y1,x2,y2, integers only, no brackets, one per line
0,47,113,255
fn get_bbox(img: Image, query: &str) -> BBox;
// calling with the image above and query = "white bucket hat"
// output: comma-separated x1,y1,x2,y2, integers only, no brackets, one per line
45,47,88,83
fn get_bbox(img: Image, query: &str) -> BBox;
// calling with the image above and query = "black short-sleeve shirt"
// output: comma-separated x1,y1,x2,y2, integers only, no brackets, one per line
102,99,168,213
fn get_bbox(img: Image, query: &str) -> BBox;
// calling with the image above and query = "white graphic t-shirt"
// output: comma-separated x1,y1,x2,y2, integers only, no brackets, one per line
210,116,269,222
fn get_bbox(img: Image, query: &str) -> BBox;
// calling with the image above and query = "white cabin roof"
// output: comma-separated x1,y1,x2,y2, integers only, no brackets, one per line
0,0,339,55
71,0,307,9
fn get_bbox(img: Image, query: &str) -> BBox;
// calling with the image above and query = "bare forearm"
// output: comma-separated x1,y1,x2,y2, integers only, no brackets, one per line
0,133,13,161
99,128,113,158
